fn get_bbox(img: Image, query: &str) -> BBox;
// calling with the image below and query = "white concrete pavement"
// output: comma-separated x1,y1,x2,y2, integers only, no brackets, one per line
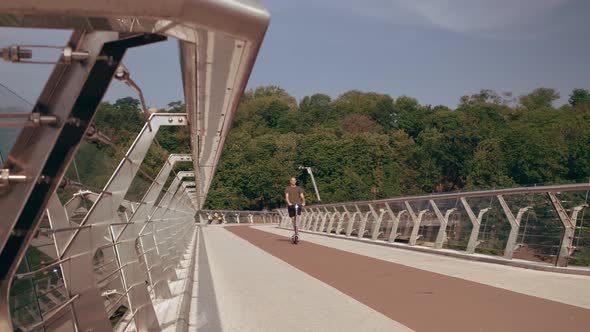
196,225,412,332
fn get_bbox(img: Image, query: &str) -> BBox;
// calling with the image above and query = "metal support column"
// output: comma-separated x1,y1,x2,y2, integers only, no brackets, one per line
327,209,339,234
318,208,329,232
405,202,428,246
369,205,387,241
461,198,491,254
385,203,406,243
346,206,360,237
357,211,371,239
547,192,588,267
497,195,532,259
430,200,457,249
337,207,349,235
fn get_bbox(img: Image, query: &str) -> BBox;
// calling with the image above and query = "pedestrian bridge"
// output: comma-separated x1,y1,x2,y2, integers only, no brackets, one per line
0,1,589,331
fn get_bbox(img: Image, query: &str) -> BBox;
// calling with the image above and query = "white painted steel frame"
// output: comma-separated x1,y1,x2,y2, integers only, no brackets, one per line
0,1,270,209
0,31,168,332
278,183,590,268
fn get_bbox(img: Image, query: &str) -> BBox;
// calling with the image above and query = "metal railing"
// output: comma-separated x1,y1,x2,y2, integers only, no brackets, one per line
6,127,197,331
278,183,590,268
197,209,281,225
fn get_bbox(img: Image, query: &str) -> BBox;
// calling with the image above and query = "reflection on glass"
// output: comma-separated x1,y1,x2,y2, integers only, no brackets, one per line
0,83,33,165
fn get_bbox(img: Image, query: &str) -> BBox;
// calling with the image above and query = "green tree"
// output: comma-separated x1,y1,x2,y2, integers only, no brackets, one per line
465,138,514,189
62,83,590,213
299,93,332,123
569,88,590,107
459,89,513,108
393,96,429,138
243,85,297,108
502,114,568,184
519,87,560,110
340,113,381,134
382,130,419,196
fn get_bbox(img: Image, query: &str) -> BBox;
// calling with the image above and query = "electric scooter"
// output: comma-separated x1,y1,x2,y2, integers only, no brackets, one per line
291,204,300,244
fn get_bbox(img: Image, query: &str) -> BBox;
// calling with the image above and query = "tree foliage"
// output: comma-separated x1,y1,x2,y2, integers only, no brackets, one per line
203,86,590,210
64,87,590,213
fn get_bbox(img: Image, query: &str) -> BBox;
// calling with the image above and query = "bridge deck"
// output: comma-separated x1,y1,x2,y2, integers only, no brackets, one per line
193,224,590,332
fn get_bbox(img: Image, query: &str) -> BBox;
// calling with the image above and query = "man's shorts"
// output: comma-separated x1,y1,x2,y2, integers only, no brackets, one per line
288,205,302,217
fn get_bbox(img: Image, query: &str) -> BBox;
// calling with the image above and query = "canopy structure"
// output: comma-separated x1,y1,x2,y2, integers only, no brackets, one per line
0,2,269,330
0,0,270,209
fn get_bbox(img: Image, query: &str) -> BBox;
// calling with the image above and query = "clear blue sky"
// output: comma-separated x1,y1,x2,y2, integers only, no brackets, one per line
1,0,589,109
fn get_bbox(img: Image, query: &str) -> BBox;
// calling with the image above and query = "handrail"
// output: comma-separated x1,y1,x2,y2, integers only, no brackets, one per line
306,183,590,208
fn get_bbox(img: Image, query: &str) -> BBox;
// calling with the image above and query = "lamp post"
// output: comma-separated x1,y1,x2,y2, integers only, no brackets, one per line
299,165,321,202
